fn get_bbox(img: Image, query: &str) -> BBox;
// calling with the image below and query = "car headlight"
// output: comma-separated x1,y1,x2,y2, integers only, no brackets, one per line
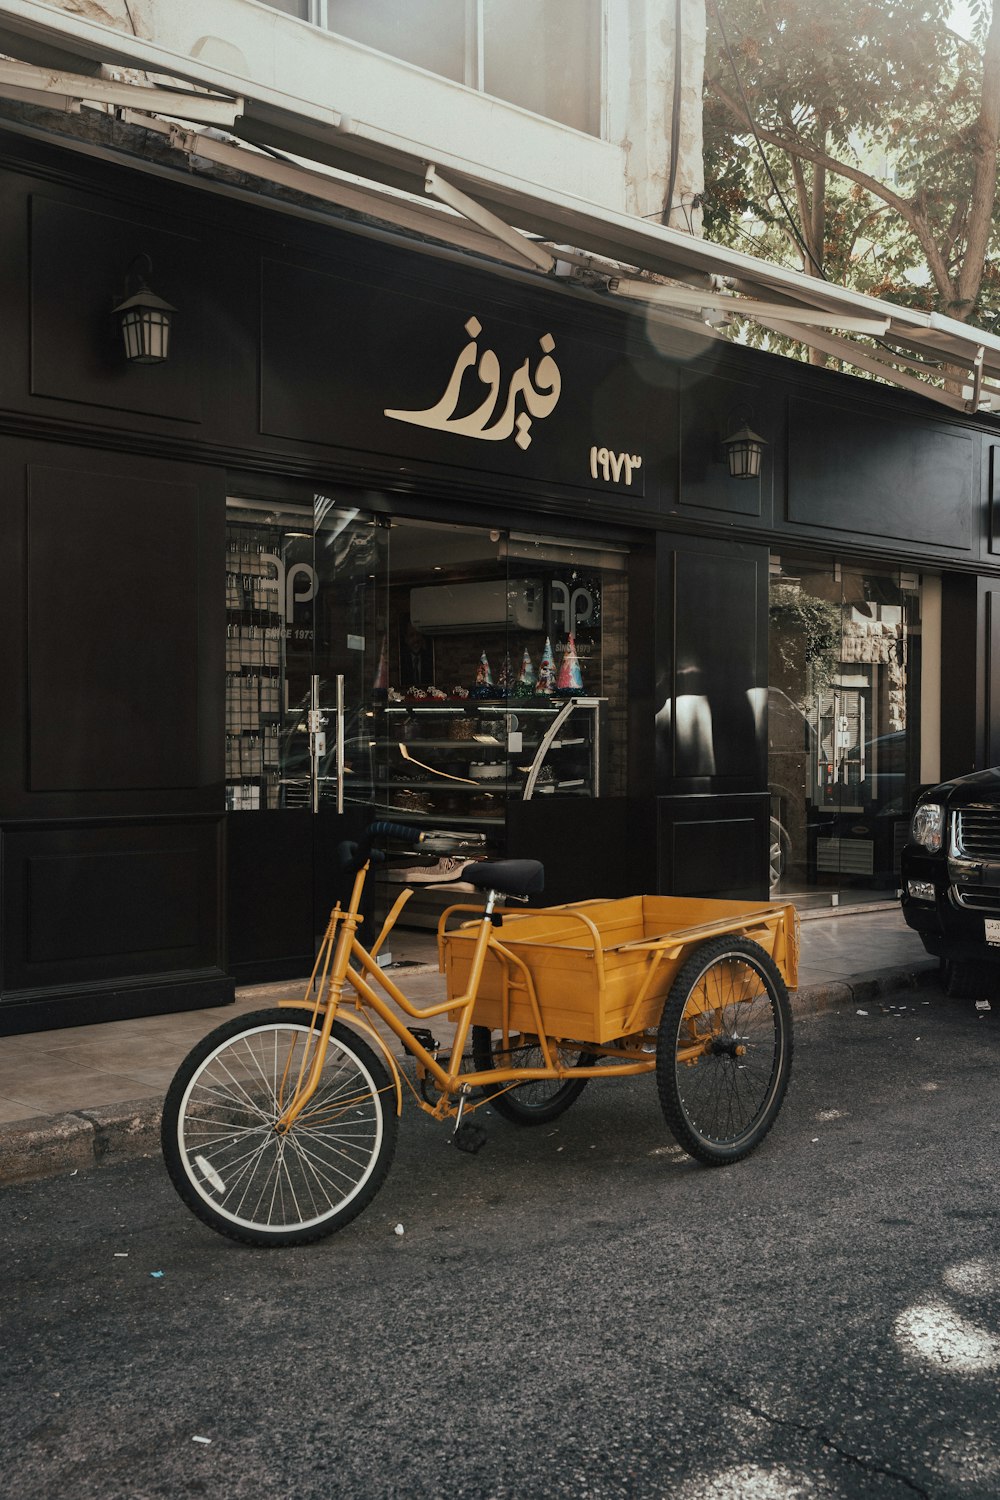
910,802,945,852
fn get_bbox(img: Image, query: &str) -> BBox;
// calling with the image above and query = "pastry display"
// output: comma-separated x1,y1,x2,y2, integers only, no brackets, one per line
468,761,506,781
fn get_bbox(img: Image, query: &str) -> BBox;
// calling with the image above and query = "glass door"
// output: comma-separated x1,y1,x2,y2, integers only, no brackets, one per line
224,496,385,981
368,517,511,938
310,497,387,927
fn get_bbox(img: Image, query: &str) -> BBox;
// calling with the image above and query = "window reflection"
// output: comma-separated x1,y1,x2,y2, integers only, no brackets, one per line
768,556,922,905
264,0,603,136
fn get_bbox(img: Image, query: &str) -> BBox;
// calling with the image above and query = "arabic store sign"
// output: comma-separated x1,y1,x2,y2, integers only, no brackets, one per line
259,259,647,496
381,312,646,495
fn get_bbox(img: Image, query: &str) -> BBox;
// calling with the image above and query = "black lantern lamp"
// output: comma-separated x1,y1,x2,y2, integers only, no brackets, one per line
112,254,176,364
722,416,767,480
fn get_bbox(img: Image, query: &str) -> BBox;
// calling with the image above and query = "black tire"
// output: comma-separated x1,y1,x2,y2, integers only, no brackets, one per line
471,1026,596,1125
656,937,793,1166
161,1008,398,1247
944,959,1000,999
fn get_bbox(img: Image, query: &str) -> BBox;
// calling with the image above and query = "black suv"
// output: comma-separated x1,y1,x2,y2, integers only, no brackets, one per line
901,766,1000,991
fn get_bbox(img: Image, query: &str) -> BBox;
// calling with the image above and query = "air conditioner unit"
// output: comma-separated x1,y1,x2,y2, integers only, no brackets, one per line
409,578,543,633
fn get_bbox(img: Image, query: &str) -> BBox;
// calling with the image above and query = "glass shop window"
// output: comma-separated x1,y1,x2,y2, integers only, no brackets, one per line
768,555,923,907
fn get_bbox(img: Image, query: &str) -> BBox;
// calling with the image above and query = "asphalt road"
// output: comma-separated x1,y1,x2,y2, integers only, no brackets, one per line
2,985,999,1500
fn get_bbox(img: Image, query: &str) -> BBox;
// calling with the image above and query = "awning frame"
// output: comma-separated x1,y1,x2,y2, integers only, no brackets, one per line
0,0,998,418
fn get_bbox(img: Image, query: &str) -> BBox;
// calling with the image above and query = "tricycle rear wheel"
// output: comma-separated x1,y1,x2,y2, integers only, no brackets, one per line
656,936,792,1165
471,1027,595,1124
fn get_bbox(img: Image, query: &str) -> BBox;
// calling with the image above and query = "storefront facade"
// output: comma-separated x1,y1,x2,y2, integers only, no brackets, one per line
2,121,999,1032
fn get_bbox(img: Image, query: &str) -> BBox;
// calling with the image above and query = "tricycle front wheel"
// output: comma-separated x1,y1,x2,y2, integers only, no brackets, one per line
161,1008,398,1247
656,937,792,1165
471,1027,596,1125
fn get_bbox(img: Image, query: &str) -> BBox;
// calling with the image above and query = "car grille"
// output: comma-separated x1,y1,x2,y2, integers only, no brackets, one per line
952,885,1000,913
954,808,1000,860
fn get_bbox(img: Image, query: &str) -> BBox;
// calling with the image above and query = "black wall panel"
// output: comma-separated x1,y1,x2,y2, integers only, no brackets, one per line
654,535,768,795
678,372,770,518
0,442,224,820
787,396,974,550
29,194,203,423
226,805,372,984
0,439,228,1028
1,817,224,993
27,464,200,792
989,444,1000,556
940,574,980,778
986,587,1000,771
507,797,653,905
657,794,770,900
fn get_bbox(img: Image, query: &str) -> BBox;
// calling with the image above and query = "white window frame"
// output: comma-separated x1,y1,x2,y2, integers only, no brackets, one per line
305,0,609,138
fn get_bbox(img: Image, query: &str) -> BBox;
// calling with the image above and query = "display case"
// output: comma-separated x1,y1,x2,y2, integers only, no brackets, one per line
364,695,606,818
359,696,608,926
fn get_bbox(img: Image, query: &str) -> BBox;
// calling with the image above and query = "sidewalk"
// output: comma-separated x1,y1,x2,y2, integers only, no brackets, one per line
0,904,939,1186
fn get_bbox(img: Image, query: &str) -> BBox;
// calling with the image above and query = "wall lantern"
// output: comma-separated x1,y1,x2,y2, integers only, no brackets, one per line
112,254,176,364
722,415,767,480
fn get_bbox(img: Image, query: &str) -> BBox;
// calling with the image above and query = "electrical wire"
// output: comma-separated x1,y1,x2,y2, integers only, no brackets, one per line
662,0,684,226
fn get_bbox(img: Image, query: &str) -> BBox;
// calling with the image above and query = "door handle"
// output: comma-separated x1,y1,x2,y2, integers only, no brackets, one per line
309,675,346,813
335,674,345,814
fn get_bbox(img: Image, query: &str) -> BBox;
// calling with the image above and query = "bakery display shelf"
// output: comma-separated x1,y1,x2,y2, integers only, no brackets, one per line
370,738,496,750
355,786,512,798
371,804,505,827
532,781,589,794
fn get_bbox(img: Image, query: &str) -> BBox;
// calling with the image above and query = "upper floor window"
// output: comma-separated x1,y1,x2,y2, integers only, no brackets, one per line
264,0,604,137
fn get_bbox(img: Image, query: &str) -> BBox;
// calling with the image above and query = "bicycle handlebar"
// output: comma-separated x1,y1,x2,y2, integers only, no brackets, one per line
337,821,423,874
368,820,426,844
338,821,488,873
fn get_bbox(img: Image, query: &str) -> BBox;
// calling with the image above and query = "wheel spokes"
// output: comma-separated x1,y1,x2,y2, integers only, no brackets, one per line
179,1025,384,1230
675,959,780,1145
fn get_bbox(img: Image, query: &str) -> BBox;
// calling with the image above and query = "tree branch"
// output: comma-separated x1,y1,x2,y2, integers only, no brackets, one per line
707,78,914,218
954,3,1000,316
707,77,958,305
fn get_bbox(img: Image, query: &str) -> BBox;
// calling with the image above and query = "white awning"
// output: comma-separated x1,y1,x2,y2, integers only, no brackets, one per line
1,0,998,416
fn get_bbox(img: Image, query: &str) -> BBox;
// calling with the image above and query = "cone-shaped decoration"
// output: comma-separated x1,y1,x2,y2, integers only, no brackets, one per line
512,647,537,699
556,633,584,692
373,635,388,694
537,637,556,693
471,650,494,699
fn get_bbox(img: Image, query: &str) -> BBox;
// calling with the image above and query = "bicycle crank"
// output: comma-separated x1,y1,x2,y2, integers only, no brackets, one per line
451,1084,488,1154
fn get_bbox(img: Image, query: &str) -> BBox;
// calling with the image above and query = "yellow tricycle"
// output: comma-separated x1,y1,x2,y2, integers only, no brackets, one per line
162,822,797,1247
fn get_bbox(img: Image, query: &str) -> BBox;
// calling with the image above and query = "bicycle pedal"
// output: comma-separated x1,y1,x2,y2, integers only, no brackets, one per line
407,1027,439,1053
453,1122,488,1155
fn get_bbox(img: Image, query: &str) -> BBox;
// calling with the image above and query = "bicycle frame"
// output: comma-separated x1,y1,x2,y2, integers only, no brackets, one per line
274,860,660,1132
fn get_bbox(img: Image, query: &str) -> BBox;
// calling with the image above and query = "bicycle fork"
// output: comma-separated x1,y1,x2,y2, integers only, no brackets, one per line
276,875,366,1134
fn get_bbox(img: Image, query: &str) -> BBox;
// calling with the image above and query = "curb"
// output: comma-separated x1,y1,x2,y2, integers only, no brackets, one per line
790,959,940,1018
0,962,942,1190
0,1097,162,1188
